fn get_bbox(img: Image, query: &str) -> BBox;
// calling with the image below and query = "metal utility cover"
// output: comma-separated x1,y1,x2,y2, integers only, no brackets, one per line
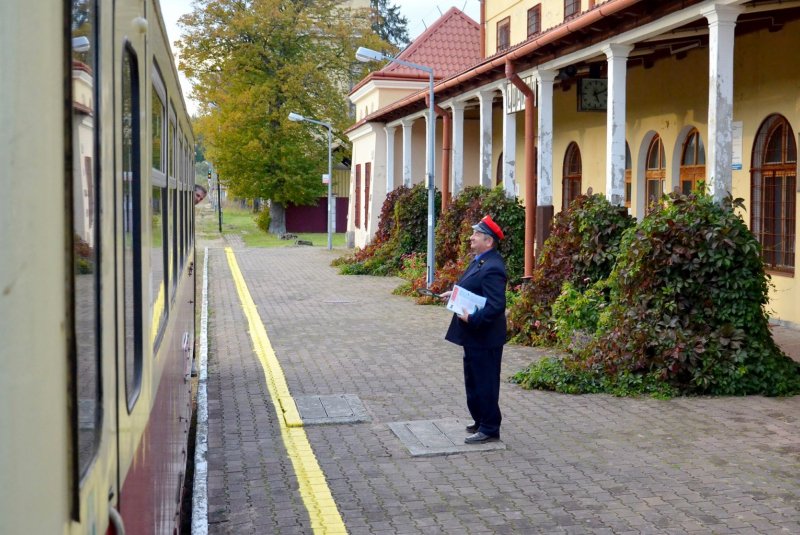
388,419,506,457
293,394,370,425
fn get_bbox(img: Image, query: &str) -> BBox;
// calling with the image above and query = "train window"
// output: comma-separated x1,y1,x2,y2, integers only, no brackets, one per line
70,0,102,485
169,105,178,301
122,43,143,411
178,131,185,270
151,185,167,350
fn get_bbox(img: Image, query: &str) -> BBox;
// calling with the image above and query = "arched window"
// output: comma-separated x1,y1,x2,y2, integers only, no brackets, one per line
645,135,666,214
751,114,797,272
562,142,582,210
680,129,706,194
625,142,632,208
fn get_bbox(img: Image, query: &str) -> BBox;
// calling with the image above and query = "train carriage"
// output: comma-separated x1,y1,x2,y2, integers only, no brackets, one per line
1,0,198,533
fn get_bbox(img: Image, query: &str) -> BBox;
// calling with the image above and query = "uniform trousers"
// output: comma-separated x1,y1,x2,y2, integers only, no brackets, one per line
463,345,503,437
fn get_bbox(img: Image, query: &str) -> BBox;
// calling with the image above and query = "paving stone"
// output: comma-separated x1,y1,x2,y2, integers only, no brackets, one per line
294,394,371,425
202,245,800,535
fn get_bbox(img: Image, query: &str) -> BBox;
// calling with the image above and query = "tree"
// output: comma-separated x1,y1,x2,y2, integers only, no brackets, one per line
177,0,387,233
370,0,410,50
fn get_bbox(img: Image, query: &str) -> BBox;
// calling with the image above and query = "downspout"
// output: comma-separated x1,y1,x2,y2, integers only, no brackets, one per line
505,59,539,279
479,0,486,58
426,96,452,210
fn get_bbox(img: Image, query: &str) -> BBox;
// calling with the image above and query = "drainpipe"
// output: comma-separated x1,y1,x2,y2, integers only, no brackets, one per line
505,59,539,278
427,95,452,210
479,0,486,58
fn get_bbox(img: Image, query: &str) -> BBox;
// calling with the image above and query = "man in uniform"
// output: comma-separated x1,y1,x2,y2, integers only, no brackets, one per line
439,216,508,444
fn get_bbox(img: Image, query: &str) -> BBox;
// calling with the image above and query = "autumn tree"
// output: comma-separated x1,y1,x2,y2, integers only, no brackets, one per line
177,0,387,233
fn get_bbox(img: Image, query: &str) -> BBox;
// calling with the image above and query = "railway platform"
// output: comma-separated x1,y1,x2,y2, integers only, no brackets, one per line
197,245,800,535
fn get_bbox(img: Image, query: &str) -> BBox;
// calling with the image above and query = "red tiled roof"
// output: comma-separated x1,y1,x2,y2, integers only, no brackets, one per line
382,7,481,79
345,0,645,134
349,7,480,97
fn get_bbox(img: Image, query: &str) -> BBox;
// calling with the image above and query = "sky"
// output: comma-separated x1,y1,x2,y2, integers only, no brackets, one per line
159,0,482,116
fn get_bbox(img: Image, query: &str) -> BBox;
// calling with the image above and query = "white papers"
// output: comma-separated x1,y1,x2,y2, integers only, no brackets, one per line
446,285,486,315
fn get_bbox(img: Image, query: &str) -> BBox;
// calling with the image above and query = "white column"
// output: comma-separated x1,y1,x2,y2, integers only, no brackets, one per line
536,70,557,207
384,125,396,192
478,90,495,188
401,118,414,187
450,101,466,196
425,114,434,187
704,4,744,203
603,44,633,207
500,85,517,198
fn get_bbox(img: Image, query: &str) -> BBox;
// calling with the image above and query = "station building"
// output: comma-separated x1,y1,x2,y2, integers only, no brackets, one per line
345,0,800,326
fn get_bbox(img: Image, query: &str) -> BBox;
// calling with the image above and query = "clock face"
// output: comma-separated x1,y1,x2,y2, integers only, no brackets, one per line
579,78,608,111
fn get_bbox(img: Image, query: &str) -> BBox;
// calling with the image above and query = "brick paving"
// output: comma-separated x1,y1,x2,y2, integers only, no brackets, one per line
204,246,800,535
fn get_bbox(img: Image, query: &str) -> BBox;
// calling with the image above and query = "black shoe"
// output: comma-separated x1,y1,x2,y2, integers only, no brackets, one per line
465,422,479,433
464,432,499,444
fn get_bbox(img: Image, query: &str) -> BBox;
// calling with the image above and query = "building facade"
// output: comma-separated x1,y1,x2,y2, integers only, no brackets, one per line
345,0,800,326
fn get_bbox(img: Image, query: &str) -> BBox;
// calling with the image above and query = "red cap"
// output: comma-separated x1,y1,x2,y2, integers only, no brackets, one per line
472,215,504,241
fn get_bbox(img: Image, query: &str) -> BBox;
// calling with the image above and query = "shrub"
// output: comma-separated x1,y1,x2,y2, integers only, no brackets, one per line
551,279,610,348
332,184,440,276
254,209,271,233
507,193,635,345
514,189,800,397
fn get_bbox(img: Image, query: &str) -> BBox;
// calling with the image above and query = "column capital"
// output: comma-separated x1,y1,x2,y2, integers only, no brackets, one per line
602,43,634,59
400,117,415,127
535,69,558,83
448,100,467,112
702,4,744,25
477,89,497,104
384,124,397,134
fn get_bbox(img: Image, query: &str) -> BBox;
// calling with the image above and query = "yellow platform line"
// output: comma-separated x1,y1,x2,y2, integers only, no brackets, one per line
225,247,347,535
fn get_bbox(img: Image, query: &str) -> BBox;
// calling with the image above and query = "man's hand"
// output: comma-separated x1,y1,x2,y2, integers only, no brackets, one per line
457,307,470,323
438,290,452,301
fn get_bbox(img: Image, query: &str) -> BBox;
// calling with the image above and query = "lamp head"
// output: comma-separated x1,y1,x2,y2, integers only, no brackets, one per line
72,36,90,53
288,112,305,122
355,47,385,63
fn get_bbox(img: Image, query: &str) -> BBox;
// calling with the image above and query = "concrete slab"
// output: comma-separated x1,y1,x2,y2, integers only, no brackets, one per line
388,419,506,457
293,394,370,425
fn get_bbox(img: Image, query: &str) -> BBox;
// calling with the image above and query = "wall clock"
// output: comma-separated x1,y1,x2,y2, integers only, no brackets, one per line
578,78,608,112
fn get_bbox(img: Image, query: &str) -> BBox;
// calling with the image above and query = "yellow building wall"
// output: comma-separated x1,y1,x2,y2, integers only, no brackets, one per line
485,0,598,56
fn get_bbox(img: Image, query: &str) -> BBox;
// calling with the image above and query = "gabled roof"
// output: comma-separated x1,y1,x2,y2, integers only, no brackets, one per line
349,7,481,96
381,7,481,79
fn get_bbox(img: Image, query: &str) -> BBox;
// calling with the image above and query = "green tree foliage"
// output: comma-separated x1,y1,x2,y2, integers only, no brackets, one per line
177,0,388,232
370,0,410,50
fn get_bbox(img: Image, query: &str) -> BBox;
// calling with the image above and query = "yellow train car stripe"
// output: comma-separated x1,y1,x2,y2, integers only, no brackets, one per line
224,247,347,535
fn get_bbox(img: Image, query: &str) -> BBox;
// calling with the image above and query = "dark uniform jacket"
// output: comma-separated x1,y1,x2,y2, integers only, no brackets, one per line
445,248,508,349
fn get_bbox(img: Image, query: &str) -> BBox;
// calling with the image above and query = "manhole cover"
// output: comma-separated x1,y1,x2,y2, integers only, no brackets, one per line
293,395,370,425
322,299,358,304
388,419,506,457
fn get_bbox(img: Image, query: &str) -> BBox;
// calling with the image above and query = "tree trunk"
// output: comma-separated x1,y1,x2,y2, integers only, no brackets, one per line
268,200,286,235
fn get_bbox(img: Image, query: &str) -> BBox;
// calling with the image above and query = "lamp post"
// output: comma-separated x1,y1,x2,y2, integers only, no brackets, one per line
209,103,223,233
356,47,436,287
288,112,334,250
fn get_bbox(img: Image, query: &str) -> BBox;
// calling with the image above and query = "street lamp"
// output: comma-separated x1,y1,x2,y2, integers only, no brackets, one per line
209,103,223,233
356,47,436,287
288,112,334,250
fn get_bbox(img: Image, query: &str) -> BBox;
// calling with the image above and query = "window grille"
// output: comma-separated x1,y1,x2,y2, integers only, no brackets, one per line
527,5,541,37
497,18,510,52
751,114,797,273
563,142,582,211
565,0,581,20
